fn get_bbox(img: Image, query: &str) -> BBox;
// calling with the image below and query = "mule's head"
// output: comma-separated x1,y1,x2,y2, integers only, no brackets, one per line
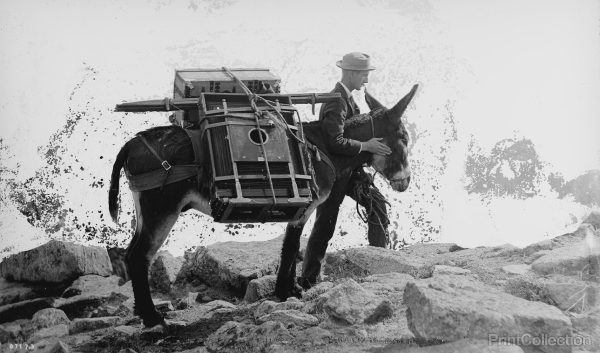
370,84,418,192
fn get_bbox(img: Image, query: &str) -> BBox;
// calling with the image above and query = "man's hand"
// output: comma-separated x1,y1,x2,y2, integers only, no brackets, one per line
361,138,391,155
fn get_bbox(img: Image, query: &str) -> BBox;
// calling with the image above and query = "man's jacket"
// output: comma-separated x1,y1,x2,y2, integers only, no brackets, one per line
319,82,362,156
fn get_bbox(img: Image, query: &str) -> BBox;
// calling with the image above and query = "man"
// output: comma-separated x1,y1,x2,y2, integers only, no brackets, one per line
298,52,392,289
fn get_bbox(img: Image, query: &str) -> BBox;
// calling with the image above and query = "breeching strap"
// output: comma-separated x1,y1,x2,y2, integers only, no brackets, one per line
131,134,199,191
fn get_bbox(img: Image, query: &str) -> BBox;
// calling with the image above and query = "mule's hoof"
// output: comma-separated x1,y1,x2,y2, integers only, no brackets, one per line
275,281,303,301
140,323,167,340
142,314,167,330
297,276,316,290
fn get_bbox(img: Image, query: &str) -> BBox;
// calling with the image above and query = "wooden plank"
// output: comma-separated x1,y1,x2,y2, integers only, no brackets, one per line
114,93,341,112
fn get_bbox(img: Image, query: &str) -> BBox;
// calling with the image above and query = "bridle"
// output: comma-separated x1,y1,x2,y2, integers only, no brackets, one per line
365,111,409,185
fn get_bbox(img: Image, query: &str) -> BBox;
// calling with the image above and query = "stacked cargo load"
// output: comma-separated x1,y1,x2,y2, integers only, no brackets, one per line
115,67,341,223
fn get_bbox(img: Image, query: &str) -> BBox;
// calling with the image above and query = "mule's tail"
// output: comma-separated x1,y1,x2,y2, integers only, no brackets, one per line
109,143,129,223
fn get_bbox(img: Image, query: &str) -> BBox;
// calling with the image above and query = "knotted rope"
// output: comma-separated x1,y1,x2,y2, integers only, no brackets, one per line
352,170,390,228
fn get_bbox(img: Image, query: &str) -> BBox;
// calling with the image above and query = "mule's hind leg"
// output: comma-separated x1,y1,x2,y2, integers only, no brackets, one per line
126,190,182,328
275,223,305,301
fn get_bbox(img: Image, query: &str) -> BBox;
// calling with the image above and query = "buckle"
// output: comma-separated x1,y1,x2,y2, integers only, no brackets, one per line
161,161,172,171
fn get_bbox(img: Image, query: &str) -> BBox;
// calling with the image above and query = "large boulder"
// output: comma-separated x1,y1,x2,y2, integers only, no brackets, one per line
61,275,121,298
323,279,393,325
204,320,293,353
149,250,183,294
571,308,600,352
31,308,70,329
243,275,277,303
542,275,599,313
52,276,133,319
178,235,307,295
0,240,112,283
522,224,595,258
0,320,27,343
253,298,304,321
404,274,572,353
531,232,600,276
355,273,415,344
166,300,240,335
69,316,121,334
0,279,56,306
256,309,319,328
28,324,69,342
324,246,429,280
0,297,54,323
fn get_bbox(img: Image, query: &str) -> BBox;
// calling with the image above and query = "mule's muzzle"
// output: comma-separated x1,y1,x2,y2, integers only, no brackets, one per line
390,175,410,192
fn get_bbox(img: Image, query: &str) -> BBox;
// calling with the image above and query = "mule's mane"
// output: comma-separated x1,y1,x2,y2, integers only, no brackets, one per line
344,108,387,129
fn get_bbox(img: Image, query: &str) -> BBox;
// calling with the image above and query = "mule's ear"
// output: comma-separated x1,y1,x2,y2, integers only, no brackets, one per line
388,84,419,120
365,89,385,111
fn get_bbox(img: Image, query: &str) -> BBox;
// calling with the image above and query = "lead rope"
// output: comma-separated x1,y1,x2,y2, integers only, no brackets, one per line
353,169,391,246
221,67,277,206
355,114,390,241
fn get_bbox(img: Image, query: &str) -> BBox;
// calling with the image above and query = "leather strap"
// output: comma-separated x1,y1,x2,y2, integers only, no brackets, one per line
128,133,200,191
137,134,171,171
126,166,198,192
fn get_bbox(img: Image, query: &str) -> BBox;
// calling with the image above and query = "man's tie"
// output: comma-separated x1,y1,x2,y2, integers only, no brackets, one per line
348,96,360,115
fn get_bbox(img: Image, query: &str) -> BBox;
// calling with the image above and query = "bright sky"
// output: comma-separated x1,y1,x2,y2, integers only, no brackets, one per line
0,0,598,253
1,0,598,179
431,0,600,177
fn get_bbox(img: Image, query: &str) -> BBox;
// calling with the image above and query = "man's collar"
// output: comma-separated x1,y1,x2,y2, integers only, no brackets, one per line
337,81,353,98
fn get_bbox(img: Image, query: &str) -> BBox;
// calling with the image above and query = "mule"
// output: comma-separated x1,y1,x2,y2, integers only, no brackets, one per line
108,85,418,329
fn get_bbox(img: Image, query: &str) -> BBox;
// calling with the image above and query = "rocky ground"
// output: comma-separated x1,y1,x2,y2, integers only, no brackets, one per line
0,213,599,353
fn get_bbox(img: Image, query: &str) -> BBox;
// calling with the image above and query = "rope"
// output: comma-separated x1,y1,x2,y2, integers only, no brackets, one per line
253,95,306,144
353,170,390,229
221,67,277,206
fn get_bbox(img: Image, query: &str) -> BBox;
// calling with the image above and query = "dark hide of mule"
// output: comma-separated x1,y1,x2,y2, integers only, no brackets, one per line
108,85,417,329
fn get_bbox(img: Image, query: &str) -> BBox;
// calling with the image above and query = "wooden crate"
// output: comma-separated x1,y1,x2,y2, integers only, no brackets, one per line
172,68,280,126
200,107,312,223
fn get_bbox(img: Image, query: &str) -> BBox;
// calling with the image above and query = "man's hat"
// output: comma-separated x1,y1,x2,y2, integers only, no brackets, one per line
336,52,376,71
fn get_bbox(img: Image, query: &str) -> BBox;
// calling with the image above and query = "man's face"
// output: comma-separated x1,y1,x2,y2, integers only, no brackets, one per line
349,70,370,91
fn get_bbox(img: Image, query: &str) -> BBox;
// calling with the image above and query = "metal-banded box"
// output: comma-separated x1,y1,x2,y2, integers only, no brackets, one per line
172,68,281,126
200,102,312,223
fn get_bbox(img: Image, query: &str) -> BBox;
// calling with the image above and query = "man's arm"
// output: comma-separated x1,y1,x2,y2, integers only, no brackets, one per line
320,99,362,156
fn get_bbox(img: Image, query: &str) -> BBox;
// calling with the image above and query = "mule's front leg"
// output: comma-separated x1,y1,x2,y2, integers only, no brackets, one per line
275,223,304,301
